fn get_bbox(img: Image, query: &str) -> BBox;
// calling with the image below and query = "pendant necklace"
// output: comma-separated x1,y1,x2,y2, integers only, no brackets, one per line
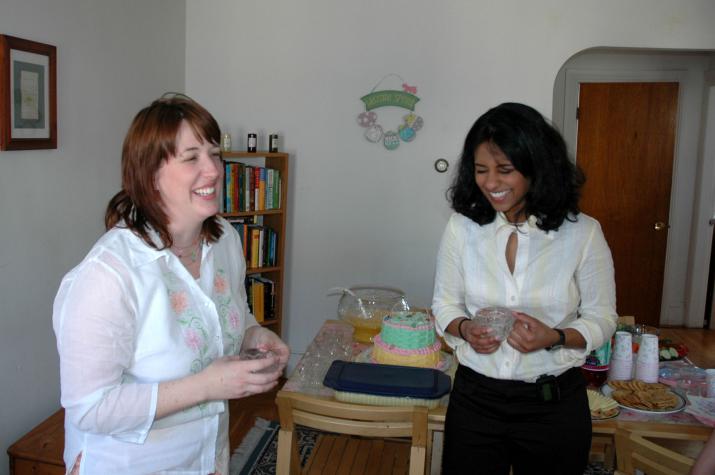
171,238,202,264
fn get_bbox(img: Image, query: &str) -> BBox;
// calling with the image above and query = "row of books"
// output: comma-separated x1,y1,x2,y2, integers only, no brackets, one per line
231,221,278,269
246,275,276,323
223,162,281,213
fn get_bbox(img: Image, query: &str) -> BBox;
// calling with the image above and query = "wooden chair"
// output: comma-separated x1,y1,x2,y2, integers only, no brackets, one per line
590,433,616,470
614,428,703,474
275,390,428,475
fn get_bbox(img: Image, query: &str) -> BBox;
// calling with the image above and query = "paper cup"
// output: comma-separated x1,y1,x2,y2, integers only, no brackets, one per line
608,357,633,382
634,334,659,383
613,331,633,360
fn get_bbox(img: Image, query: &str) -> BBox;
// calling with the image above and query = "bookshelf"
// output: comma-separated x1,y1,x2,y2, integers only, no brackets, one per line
221,151,289,337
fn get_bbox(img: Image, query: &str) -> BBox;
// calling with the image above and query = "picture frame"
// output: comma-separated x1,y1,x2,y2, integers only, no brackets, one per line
0,34,57,150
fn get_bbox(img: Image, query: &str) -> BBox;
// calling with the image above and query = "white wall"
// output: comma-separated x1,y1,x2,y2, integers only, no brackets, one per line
0,1,185,472
1,0,715,470
186,0,715,358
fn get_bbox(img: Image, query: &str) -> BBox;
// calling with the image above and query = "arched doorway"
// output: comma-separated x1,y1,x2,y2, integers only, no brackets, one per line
553,48,715,328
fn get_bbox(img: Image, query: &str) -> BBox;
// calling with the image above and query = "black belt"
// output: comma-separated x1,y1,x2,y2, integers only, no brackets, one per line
457,365,584,403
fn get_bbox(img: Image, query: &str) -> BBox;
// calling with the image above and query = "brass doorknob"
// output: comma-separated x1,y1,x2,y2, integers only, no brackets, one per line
654,222,668,231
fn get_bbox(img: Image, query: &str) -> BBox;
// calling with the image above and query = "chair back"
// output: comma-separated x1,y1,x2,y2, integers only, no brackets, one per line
275,390,428,475
614,429,698,475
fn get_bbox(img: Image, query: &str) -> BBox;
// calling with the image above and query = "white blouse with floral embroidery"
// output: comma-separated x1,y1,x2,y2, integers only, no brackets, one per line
53,217,257,474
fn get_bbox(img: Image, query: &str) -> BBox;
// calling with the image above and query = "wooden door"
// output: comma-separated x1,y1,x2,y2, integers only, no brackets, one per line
576,82,678,327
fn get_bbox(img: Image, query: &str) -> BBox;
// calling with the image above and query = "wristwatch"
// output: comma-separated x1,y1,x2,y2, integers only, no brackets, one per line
545,328,566,351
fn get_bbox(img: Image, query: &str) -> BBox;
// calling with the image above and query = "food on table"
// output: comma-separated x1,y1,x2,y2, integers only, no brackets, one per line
608,379,679,410
587,389,619,419
372,312,442,368
658,339,688,361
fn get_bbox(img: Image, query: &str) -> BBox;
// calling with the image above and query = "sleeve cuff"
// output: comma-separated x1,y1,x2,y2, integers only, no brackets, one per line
111,382,158,444
434,315,467,351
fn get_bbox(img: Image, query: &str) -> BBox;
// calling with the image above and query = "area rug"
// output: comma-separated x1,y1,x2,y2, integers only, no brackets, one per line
229,418,613,475
229,418,319,475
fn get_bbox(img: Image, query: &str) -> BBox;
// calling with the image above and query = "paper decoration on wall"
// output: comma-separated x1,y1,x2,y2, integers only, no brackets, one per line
356,74,424,151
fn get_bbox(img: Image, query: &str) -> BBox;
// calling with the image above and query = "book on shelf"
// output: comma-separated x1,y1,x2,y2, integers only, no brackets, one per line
230,219,278,270
254,276,276,321
266,169,273,210
222,162,282,213
245,275,276,323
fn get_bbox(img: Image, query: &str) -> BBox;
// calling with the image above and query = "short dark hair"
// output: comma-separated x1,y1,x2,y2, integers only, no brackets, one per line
448,102,585,232
105,96,223,249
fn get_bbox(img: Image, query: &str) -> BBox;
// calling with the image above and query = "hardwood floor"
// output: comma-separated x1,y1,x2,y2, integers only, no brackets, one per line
228,328,715,454
228,380,283,452
659,327,715,369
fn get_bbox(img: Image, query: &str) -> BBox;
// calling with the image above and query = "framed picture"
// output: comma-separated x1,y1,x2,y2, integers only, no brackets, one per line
0,34,57,150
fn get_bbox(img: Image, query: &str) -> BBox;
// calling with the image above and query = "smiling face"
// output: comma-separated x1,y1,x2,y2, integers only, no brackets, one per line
474,141,530,223
155,120,223,235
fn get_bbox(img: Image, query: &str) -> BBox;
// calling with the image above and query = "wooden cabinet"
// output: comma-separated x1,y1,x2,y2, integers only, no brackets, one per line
221,151,289,337
7,409,65,475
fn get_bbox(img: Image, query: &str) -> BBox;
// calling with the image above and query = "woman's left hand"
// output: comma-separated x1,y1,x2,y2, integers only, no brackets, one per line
506,312,557,353
242,326,290,372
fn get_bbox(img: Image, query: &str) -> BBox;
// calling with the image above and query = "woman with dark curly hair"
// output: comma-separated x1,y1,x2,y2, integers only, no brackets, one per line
432,103,617,474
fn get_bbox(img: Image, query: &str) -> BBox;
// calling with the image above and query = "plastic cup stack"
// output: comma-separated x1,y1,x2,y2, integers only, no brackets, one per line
634,334,660,383
608,331,634,381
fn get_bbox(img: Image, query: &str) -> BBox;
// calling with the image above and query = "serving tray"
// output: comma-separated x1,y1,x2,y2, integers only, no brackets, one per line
323,360,451,399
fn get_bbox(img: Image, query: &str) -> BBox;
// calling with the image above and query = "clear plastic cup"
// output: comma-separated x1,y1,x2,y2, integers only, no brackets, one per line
239,348,278,374
472,307,515,341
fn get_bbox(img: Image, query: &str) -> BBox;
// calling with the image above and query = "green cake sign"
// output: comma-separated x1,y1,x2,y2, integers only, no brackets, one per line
356,74,424,151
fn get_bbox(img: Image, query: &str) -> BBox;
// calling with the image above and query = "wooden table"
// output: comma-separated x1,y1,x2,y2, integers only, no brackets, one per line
280,320,713,473
8,323,712,473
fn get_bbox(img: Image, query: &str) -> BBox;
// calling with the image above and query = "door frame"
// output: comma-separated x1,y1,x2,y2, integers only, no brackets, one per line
557,67,704,327
695,72,715,330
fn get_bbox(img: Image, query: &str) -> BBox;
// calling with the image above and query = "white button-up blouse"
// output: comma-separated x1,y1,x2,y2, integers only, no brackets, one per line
432,212,617,383
53,217,257,474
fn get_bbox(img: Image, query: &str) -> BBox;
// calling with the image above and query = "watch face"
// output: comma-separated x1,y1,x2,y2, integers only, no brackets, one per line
434,158,449,173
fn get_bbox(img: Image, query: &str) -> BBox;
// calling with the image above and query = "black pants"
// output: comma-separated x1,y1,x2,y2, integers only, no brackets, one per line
441,365,592,475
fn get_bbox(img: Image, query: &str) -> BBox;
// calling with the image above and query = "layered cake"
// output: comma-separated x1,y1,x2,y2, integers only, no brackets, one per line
372,312,441,368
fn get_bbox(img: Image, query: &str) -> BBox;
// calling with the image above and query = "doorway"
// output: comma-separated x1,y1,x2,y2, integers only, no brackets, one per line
553,49,715,327
576,82,678,327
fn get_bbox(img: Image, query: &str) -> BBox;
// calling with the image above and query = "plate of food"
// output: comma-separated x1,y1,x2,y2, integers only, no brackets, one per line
658,339,689,361
601,380,686,414
587,389,620,420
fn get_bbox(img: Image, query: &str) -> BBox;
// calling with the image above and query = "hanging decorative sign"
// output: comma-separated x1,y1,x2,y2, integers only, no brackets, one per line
356,74,424,151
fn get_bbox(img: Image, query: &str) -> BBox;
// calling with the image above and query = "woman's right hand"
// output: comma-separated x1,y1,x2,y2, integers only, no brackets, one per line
459,319,501,354
201,355,281,400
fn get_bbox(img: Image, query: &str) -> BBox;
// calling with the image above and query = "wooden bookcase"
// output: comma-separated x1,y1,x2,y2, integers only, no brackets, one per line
221,151,289,337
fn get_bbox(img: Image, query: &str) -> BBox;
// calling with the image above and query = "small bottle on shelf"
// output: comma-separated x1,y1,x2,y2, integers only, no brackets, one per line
269,134,279,153
247,133,257,153
221,133,232,152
